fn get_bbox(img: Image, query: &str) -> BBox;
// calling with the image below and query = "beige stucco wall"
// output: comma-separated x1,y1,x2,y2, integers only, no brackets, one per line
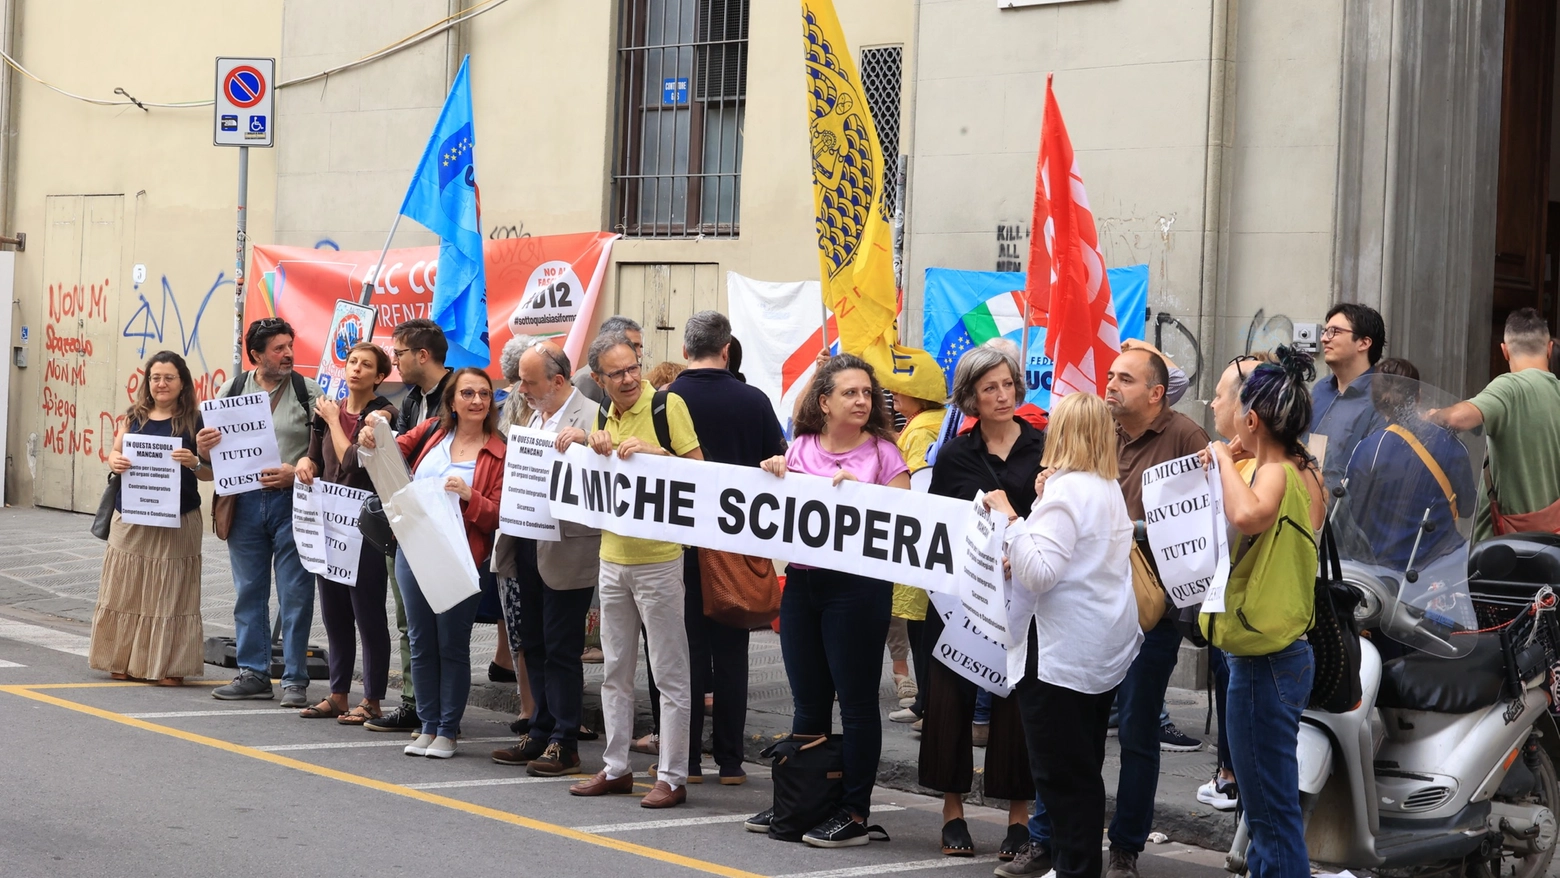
5,0,282,509
906,0,1347,390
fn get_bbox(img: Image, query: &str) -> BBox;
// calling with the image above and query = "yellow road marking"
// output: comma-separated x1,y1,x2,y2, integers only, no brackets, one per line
15,679,226,690
0,685,763,878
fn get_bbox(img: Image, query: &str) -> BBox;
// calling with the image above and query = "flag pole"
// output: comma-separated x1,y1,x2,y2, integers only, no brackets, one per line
359,215,404,307
820,296,830,353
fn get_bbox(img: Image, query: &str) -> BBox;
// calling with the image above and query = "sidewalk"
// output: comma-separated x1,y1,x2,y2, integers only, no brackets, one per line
0,505,1237,852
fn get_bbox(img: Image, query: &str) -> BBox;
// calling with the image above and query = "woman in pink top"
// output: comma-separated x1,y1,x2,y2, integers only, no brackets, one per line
750,354,909,848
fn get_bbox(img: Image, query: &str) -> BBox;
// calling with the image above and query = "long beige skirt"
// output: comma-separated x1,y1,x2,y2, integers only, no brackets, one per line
88,510,205,680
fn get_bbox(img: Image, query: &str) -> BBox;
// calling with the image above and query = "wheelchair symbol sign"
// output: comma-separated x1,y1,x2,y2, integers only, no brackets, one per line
249,116,267,134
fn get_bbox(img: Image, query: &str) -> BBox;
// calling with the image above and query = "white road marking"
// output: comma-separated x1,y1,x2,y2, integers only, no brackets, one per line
0,659,25,668
0,618,90,657
772,855,1000,878
576,805,906,835
124,708,294,718
404,775,578,790
255,735,511,752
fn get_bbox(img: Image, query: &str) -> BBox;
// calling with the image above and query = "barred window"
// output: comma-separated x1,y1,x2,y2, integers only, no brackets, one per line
859,45,903,217
612,0,748,238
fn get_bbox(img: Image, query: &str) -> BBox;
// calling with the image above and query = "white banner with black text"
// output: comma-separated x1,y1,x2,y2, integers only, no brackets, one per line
546,444,968,594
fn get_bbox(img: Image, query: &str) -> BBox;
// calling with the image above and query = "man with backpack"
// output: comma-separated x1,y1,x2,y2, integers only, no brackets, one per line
567,331,704,809
197,318,322,705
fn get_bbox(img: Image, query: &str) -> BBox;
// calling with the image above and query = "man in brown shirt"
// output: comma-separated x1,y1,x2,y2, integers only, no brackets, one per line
1102,348,1209,878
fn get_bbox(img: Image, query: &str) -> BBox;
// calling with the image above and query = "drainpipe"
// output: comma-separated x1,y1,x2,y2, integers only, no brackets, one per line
0,0,16,238
1197,0,1235,398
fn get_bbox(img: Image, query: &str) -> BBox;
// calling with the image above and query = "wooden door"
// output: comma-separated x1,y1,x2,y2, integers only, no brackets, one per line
36,194,123,512
1490,0,1556,377
613,263,722,366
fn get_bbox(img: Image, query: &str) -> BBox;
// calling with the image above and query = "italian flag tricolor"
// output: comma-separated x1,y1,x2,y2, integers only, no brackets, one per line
961,290,1029,343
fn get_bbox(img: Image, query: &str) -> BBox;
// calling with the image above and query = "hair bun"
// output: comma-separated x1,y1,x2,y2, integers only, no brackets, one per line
1274,344,1316,384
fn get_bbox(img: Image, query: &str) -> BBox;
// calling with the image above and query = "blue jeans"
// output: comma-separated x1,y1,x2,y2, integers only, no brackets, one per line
227,489,316,688
974,689,993,725
1228,640,1313,878
1211,646,1232,772
1031,618,1182,852
780,566,892,819
395,549,482,739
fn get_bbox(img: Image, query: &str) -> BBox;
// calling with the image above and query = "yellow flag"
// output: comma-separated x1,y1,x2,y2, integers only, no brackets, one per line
803,0,944,396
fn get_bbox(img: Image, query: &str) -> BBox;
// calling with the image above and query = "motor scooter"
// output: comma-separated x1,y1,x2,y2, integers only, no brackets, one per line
1224,378,1559,878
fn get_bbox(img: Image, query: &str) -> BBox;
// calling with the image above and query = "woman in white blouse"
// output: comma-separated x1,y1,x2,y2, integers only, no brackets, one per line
984,391,1142,878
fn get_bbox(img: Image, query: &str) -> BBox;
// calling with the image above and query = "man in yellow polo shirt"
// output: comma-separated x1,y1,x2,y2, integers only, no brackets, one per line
567,331,704,810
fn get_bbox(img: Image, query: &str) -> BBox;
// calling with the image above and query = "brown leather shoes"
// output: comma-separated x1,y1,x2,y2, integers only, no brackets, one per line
569,770,634,797
640,780,686,809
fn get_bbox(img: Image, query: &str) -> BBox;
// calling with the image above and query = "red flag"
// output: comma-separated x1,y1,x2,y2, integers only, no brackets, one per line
1025,74,1120,399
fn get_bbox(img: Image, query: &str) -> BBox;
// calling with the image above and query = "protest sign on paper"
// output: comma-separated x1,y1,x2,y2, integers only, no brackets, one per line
1202,453,1232,613
1142,452,1221,608
499,426,562,541
295,480,375,583
119,435,182,528
546,444,968,595
200,392,282,495
293,481,328,575
930,593,1012,697
956,491,1012,646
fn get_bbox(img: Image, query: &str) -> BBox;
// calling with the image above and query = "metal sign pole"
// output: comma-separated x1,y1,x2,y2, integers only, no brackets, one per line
232,145,249,378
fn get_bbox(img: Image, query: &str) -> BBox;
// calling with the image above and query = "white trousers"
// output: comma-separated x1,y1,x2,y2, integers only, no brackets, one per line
598,557,691,787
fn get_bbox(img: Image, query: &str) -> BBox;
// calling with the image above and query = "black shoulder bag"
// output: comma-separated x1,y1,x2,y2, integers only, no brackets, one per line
1307,518,1363,712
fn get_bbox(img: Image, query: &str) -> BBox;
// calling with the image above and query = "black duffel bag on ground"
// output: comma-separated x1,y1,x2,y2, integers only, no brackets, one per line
762,735,846,842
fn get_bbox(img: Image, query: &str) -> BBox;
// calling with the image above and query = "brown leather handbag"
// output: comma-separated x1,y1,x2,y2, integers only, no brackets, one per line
1487,461,1560,535
698,548,781,629
212,494,236,540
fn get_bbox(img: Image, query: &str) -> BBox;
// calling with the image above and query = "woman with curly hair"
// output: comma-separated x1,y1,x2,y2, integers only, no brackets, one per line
752,353,910,848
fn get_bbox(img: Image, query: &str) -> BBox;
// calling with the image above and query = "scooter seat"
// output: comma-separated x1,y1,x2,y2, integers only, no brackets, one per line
1376,634,1506,714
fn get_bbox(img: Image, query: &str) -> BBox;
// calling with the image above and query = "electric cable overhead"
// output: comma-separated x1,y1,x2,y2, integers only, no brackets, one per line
0,0,513,110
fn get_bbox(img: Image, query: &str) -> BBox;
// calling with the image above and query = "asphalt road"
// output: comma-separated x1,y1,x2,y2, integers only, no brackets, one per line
0,610,1233,878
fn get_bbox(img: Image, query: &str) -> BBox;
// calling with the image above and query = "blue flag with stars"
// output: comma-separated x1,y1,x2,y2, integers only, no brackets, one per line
399,55,488,368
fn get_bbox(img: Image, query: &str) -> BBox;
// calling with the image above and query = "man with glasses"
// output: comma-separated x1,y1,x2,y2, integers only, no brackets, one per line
1311,303,1387,489
199,318,322,704
568,331,704,809
488,341,602,777
573,315,644,405
363,318,454,733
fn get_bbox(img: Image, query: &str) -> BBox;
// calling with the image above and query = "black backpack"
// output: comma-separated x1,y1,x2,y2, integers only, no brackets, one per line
595,390,674,453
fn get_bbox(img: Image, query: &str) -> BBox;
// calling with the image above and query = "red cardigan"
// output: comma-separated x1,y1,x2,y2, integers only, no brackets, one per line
396,419,508,566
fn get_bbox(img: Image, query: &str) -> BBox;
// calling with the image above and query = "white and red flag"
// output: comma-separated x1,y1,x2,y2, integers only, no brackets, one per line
1026,74,1120,399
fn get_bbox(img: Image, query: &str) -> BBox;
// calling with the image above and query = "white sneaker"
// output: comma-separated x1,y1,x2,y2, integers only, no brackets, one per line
1196,777,1239,811
888,707,919,723
425,735,457,759
405,733,434,756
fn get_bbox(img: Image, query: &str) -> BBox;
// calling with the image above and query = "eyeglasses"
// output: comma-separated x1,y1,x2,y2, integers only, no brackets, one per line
392,347,412,358
1228,354,1259,381
252,317,285,330
1319,326,1357,341
148,375,180,385
599,362,642,382
457,389,492,401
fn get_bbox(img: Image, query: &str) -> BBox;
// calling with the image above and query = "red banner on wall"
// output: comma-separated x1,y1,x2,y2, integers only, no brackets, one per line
247,232,618,381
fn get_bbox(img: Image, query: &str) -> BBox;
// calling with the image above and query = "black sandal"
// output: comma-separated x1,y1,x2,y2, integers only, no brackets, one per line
941,818,975,857
999,823,1029,860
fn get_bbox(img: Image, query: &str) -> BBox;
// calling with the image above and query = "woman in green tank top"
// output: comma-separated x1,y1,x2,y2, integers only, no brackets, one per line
1198,347,1327,878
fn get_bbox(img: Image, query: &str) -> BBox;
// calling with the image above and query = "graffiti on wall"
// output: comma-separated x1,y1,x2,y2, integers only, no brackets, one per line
39,280,112,460
121,272,232,404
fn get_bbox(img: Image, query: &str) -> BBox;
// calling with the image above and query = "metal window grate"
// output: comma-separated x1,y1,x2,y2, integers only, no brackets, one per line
859,45,903,217
612,0,747,239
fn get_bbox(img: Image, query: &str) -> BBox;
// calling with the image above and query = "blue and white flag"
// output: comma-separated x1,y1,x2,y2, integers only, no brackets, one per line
922,264,1149,412
399,55,488,367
